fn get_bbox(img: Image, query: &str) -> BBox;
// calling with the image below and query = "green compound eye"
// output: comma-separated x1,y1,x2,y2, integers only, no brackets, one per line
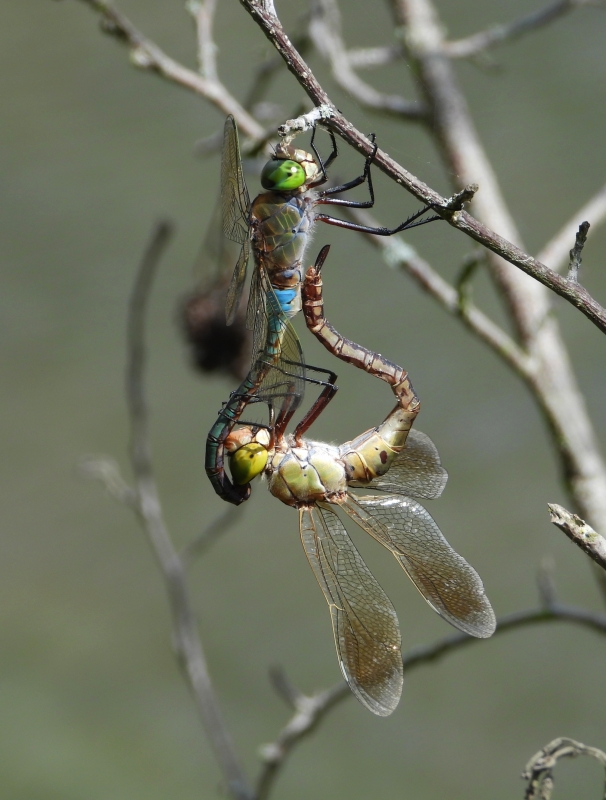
260,159,306,191
230,443,268,485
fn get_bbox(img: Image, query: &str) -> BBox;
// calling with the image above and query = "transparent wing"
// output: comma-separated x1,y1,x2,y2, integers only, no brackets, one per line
221,115,252,324
246,272,307,419
193,190,236,285
300,504,403,717
351,428,448,499
341,494,496,639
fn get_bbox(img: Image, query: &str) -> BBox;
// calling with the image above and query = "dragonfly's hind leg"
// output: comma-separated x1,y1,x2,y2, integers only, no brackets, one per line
275,360,339,443
302,245,420,422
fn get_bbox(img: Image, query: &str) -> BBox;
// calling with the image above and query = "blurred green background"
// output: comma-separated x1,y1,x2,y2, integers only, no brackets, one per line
2,1,606,798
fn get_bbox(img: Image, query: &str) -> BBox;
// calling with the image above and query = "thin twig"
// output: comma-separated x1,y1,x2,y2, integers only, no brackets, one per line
567,221,590,283
308,0,425,119
254,603,606,799
346,43,404,69
347,208,535,378
187,0,218,81
522,737,606,800
74,0,264,139
126,221,252,800
536,183,606,271
443,0,603,59
548,503,606,571
77,455,137,507
181,506,243,565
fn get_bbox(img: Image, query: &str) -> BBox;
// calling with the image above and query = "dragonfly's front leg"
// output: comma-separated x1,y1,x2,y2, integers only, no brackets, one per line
302,246,420,420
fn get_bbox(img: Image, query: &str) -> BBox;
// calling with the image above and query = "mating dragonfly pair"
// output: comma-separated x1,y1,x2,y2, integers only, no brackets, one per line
202,116,495,716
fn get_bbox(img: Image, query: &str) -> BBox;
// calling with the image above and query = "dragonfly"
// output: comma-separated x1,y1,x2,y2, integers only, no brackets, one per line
218,246,496,716
205,259,338,505
220,114,438,371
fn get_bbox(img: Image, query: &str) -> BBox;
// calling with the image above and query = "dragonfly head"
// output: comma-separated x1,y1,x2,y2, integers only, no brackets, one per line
261,144,320,191
225,427,270,485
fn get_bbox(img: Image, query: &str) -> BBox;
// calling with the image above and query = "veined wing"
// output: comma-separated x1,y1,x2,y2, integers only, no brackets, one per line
351,429,448,500
300,504,403,716
222,115,252,325
341,494,496,639
246,270,308,420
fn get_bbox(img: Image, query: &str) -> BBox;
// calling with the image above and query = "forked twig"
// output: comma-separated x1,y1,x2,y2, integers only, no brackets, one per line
444,0,604,59
74,0,264,139
522,737,606,800
255,603,606,799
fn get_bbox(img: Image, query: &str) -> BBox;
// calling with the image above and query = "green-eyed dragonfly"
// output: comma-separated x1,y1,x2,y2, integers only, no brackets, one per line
221,114,437,366
218,247,495,715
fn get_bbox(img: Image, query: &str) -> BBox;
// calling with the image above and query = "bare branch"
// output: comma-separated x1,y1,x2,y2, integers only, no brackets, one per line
181,506,243,565
536,183,606,272
537,557,558,608
522,737,606,800
255,680,348,800
387,0,606,545
548,503,606,571
444,0,604,60
278,104,334,140
78,455,137,507
74,0,265,139
126,221,252,800
186,0,218,81
346,43,404,69
308,0,425,119
240,0,606,336
348,208,536,379
255,603,606,798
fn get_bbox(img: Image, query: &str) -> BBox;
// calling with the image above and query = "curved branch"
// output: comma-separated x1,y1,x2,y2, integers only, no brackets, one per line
126,222,252,800
254,603,606,799
308,0,425,119
523,737,606,800
444,0,604,60
75,0,265,139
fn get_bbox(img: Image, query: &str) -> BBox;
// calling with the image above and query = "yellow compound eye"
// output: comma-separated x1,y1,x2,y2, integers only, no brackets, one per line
230,443,268,485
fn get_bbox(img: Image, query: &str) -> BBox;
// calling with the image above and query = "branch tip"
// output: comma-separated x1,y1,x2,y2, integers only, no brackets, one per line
522,737,606,800
444,184,478,211
548,503,606,571
567,220,590,282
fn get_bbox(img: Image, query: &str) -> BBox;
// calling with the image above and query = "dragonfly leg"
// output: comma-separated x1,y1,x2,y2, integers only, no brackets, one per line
315,205,441,230
275,359,339,443
314,134,377,198
303,247,420,418
309,125,338,184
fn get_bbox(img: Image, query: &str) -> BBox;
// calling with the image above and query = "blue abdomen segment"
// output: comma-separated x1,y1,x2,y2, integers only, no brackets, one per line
274,287,300,318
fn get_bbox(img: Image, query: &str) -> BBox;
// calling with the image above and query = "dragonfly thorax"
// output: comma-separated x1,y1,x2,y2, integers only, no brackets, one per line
267,440,347,508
